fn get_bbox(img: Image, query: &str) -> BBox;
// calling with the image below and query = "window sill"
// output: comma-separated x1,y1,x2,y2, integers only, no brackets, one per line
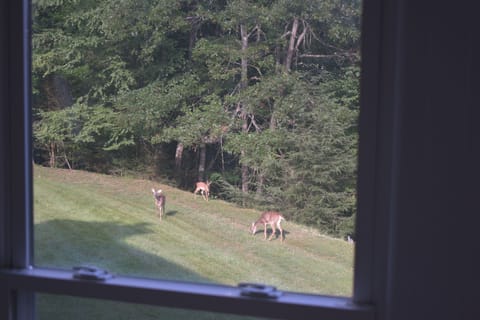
0,267,374,320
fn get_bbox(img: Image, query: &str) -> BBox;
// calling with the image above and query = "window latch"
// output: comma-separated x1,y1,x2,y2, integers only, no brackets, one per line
73,265,114,281
238,283,282,299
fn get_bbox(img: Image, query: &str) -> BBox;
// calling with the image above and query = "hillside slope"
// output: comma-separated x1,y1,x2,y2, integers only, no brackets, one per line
34,166,354,297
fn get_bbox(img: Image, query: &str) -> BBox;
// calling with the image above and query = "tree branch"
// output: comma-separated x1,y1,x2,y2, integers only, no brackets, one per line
295,20,308,51
249,114,262,132
299,52,360,60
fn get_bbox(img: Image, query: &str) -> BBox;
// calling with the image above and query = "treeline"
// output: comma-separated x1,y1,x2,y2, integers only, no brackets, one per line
32,0,361,238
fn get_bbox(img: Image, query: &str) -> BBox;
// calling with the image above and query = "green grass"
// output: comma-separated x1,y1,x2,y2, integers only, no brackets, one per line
33,165,354,319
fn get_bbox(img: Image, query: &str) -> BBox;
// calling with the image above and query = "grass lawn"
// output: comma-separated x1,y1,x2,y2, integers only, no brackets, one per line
33,165,354,319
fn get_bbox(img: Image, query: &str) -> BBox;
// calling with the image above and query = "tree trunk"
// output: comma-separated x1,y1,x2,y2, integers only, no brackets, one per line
256,172,265,196
49,142,56,168
198,143,207,182
44,74,73,110
188,17,201,60
174,142,184,183
270,112,277,130
240,24,249,197
285,17,299,73
240,24,248,88
175,142,184,169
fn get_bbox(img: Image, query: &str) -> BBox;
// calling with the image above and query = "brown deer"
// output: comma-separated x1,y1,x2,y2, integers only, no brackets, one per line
193,181,211,201
250,211,286,241
151,188,166,220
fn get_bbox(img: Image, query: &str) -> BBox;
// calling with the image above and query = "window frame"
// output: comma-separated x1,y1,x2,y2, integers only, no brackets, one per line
0,0,387,319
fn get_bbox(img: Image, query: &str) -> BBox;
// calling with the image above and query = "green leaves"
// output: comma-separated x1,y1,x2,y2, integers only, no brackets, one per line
32,0,361,238
161,94,229,146
34,103,135,170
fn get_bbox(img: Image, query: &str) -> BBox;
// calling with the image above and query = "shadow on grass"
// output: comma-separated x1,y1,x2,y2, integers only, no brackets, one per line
34,219,261,320
149,210,178,220
252,228,290,241
35,219,211,282
165,210,178,217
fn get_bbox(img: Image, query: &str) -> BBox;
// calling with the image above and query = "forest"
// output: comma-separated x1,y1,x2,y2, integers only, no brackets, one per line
32,0,362,238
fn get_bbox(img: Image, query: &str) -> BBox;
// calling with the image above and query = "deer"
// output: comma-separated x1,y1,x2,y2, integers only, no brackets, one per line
151,188,166,221
193,180,211,201
250,211,286,242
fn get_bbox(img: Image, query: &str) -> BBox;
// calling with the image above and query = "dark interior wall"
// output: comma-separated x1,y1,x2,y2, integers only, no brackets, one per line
383,2,479,319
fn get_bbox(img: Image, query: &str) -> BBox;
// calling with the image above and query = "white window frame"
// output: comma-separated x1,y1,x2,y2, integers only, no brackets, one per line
0,0,394,319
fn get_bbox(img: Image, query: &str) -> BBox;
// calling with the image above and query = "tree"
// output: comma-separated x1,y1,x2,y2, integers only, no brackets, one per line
160,94,229,182
32,0,363,237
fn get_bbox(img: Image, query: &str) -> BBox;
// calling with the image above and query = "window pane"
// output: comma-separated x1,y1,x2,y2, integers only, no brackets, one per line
32,0,360,297
37,294,267,320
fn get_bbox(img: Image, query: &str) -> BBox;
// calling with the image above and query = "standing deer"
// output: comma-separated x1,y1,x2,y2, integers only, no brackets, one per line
151,188,166,220
193,181,211,201
250,211,286,241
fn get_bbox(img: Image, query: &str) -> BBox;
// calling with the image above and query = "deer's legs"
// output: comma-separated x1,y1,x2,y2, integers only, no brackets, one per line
268,224,276,241
277,221,284,241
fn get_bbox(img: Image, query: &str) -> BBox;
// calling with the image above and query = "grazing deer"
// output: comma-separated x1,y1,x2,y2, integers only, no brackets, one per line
193,180,211,201
250,211,286,241
151,188,166,220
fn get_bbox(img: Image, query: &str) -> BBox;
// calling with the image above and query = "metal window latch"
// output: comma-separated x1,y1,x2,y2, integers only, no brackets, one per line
73,265,114,281
238,283,283,299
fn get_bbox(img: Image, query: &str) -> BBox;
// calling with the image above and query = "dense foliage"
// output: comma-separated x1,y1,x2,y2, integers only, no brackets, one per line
32,0,361,238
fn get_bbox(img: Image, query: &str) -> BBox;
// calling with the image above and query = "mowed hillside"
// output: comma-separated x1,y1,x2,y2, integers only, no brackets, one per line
33,165,354,297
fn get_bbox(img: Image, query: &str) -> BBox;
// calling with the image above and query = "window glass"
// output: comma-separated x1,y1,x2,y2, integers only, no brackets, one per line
37,294,267,320
32,0,361,297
